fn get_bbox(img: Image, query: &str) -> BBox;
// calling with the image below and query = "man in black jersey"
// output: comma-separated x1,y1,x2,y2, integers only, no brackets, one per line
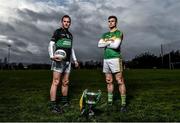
48,15,79,113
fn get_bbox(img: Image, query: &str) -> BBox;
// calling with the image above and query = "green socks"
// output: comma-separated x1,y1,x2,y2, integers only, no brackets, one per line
121,95,126,106
107,93,126,106
108,92,113,104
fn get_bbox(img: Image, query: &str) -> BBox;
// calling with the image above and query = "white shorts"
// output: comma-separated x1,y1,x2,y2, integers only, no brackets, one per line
103,58,123,73
51,61,71,73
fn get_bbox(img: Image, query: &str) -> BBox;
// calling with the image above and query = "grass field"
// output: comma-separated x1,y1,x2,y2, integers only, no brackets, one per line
0,69,179,122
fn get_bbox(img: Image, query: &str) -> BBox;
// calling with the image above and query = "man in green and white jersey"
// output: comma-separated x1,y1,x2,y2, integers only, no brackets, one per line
98,16,126,112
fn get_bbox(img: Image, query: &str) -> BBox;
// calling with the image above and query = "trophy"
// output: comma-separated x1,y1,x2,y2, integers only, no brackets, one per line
79,89,101,117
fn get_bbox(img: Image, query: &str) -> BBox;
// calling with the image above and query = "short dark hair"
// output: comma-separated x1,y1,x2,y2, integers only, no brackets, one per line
61,15,71,22
108,15,118,22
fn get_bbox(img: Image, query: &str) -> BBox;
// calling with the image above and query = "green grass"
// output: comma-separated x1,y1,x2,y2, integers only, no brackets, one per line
0,69,179,122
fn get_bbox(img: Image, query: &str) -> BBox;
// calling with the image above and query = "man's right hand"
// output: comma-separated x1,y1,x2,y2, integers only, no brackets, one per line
105,38,114,42
50,56,62,61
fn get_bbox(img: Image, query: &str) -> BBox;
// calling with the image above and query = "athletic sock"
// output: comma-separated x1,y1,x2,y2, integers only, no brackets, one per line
108,92,113,104
61,96,68,104
49,101,56,108
50,100,56,105
121,95,126,106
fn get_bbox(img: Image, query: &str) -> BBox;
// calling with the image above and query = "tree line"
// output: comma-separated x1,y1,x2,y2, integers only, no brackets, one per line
126,50,180,69
0,50,179,70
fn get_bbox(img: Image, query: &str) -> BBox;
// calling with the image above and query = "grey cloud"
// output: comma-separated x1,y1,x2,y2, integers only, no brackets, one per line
0,0,180,63
16,8,64,22
0,22,15,35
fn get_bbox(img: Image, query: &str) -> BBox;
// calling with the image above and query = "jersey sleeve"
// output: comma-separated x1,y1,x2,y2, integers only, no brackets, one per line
115,30,123,40
98,39,111,48
100,33,106,39
107,30,123,49
49,29,58,58
48,41,55,58
50,30,58,42
71,48,77,61
98,33,111,48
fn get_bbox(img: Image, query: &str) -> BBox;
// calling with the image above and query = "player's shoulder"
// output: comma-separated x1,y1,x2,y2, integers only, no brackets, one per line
52,28,61,34
115,29,123,33
55,28,63,32
102,31,110,37
100,32,109,39
115,29,123,36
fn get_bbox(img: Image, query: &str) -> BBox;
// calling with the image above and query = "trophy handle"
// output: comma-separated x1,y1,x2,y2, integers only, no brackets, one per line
96,90,102,103
80,89,88,111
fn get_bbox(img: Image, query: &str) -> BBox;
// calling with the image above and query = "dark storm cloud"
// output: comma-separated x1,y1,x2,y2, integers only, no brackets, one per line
0,2,68,63
118,0,180,59
16,8,64,22
0,0,180,63
0,23,15,33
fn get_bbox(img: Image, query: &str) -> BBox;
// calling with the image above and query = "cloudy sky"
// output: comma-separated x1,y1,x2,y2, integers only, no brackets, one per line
0,0,180,63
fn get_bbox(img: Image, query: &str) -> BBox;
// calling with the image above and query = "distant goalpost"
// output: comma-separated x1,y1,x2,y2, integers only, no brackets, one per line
160,40,180,69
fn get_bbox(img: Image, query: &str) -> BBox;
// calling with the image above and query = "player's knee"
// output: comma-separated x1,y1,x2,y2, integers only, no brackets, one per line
117,77,124,85
106,78,112,84
62,80,69,87
53,78,60,86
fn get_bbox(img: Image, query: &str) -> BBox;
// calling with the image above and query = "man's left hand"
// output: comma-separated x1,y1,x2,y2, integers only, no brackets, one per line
74,61,79,68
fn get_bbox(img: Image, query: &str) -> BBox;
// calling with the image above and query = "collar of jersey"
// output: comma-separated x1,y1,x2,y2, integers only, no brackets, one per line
110,28,117,32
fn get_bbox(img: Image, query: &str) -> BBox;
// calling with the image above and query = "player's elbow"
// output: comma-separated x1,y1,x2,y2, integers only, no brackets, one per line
109,45,119,49
98,43,105,48
98,39,105,48
98,44,102,48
